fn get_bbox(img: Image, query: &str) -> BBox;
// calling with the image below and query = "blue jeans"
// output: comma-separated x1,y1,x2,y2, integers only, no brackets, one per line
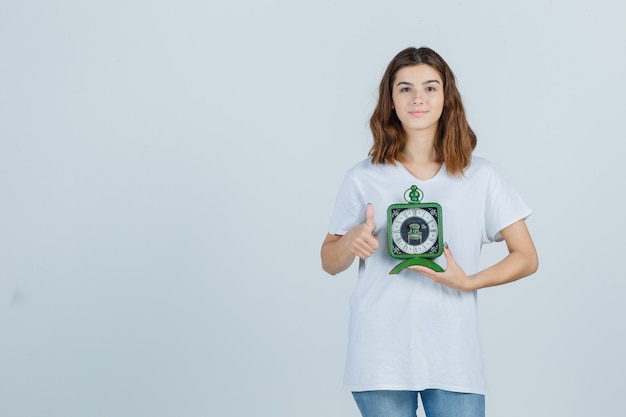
352,389,485,417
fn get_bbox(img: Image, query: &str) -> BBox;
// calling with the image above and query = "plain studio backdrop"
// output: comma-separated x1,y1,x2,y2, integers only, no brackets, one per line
1,1,624,416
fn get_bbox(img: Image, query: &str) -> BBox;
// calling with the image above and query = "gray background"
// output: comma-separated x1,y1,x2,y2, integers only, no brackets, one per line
1,0,624,416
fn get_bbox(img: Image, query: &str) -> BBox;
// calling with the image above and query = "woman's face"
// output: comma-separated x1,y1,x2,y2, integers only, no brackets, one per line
391,64,444,137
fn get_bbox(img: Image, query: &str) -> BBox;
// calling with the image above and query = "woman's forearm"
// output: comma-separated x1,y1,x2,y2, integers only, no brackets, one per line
471,221,538,290
321,233,357,275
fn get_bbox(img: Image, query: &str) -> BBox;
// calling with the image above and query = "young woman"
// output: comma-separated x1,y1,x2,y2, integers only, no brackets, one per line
321,47,538,417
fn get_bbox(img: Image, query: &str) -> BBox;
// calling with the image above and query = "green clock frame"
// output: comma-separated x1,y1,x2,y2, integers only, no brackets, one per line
386,190,445,274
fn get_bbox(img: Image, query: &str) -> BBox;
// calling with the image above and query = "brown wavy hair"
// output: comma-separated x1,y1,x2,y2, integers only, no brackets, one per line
369,47,476,175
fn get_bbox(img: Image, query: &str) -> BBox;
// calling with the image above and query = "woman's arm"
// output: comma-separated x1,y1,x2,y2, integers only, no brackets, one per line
470,219,538,289
321,203,379,275
410,219,538,291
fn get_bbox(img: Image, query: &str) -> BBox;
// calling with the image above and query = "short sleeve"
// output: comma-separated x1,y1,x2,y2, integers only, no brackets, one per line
484,165,532,243
328,171,366,236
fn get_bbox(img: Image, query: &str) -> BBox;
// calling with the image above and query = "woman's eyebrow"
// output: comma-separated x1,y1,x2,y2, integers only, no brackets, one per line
395,80,441,87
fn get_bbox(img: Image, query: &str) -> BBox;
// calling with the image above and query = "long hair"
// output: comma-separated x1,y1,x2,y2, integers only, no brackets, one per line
369,47,476,175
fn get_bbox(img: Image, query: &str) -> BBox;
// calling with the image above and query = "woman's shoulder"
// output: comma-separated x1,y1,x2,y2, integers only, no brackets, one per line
345,157,387,176
466,155,499,175
341,157,402,188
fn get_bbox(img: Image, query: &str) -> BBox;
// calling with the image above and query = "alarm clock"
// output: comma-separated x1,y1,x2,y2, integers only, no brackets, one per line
387,185,444,274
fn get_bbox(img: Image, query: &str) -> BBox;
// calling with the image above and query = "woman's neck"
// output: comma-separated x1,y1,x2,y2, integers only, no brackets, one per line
403,129,438,161
401,132,441,180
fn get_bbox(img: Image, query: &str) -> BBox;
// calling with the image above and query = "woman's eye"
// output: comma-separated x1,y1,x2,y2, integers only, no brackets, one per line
400,87,411,92
426,86,436,92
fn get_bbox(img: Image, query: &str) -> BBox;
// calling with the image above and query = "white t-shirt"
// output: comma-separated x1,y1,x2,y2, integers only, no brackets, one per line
328,156,531,394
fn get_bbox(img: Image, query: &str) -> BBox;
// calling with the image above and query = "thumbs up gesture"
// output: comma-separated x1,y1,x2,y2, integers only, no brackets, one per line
348,203,380,260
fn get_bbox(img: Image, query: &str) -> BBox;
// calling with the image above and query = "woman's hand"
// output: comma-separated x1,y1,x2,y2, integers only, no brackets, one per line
347,203,379,260
409,243,476,292
321,203,380,275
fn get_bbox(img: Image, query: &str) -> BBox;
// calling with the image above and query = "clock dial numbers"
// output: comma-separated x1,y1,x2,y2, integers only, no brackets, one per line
387,204,443,259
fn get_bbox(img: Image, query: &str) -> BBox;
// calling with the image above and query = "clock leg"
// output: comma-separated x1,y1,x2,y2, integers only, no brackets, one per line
389,258,444,274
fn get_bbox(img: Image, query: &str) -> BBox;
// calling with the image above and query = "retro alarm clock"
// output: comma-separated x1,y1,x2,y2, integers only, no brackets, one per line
387,185,444,274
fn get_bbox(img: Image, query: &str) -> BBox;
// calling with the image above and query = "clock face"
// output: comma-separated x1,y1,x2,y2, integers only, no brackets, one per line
387,204,443,259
